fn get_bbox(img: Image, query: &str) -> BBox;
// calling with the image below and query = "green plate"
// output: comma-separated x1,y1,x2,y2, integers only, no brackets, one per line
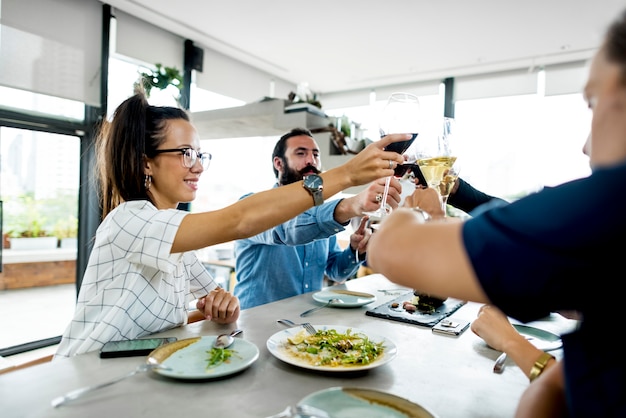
147,336,259,380
298,387,438,418
313,289,376,308
512,324,562,351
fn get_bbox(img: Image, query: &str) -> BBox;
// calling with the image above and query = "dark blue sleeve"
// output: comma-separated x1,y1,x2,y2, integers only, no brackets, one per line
447,177,507,213
462,163,626,323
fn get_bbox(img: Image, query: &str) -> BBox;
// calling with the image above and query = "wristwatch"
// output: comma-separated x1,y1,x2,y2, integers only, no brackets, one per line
302,174,324,206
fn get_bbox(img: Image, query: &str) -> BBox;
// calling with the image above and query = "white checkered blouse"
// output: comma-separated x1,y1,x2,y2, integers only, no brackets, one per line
55,200,218,358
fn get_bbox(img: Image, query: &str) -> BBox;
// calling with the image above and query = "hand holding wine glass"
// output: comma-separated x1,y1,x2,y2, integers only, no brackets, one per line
402,186,445,220
365,92,421,228
414,117,458,216
438,160,461,214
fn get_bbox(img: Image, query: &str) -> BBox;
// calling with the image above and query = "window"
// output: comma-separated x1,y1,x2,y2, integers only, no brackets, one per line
455,93,592,199
327,89,592,201
0,126,80,352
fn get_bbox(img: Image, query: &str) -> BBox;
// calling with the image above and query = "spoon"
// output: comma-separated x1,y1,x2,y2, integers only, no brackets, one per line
267,404,330,418
214,329,243,348
299,298,343,317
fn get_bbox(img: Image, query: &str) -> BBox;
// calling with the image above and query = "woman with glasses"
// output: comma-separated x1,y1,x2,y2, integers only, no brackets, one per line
55,90,407,358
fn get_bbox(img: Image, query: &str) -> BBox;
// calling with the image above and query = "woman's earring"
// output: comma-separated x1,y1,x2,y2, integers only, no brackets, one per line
144,175,152,191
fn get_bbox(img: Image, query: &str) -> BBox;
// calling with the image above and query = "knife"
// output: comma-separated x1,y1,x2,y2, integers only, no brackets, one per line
331,289,375,298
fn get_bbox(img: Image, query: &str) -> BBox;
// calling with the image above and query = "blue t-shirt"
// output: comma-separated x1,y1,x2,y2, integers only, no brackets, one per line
234,187,362,310
463,161,626,416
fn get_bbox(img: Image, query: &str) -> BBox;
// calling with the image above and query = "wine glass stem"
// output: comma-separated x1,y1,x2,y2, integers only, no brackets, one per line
440,195,449,217
379,176,392,211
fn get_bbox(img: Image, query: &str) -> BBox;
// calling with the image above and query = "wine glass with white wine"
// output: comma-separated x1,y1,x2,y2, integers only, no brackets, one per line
438,160,461,215
364,92,421,228
414,117,458,217
436,118,461,216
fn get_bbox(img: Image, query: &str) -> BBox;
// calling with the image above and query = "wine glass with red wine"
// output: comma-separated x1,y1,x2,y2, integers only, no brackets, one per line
365,92,421,228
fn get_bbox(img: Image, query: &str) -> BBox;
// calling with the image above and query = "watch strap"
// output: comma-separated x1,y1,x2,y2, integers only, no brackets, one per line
529,352,555,382
310,189,324,206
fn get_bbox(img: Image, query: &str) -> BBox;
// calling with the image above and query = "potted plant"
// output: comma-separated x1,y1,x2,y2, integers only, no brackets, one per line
7,219,58,250
135,63,183,100
53,216,78,249
5,195,58,250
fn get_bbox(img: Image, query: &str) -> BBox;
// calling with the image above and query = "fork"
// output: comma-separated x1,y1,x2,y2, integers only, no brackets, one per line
299,298,343,317
277,319,316,335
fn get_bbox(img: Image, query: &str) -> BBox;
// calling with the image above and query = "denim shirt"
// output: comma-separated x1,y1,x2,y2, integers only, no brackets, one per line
234,187,361,309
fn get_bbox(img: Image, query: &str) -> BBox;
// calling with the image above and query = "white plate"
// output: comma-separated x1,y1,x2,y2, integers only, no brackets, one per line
312,289,376,308
147,336,259,380
512,324,562,351
298,387,438,418
266,325,397,372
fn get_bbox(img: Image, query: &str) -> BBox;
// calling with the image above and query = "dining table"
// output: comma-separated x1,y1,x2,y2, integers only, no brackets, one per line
0,274,578,418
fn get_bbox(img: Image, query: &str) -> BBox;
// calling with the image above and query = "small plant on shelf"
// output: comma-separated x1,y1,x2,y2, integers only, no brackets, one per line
287,82,322,109
53,216,78,240
135,63,183,99
6,195,53,239
7,219,50,238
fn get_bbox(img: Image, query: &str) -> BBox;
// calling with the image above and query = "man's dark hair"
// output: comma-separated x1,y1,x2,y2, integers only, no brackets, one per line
605,8,626,84
271,128,314,178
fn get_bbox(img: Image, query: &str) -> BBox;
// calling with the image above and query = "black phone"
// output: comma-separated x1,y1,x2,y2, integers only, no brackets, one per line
432,318,470,337
99,337,177,358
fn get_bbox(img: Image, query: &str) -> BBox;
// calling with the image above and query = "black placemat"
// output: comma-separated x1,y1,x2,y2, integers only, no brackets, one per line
366,292,467,327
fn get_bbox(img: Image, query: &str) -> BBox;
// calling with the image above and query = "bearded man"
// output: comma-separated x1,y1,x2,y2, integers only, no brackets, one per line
233,128,401,309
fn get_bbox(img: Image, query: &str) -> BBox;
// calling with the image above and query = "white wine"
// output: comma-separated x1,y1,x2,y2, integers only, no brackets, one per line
416,156,456,187
439,172,459,196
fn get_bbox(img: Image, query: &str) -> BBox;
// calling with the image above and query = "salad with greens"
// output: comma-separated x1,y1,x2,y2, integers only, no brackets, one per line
284,328,385,367
205,347,237,369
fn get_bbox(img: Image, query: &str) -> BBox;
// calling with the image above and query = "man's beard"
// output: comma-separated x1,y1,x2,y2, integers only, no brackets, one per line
279,164,320,186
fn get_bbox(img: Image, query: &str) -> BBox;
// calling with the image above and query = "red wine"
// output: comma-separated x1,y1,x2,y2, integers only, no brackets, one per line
383,133,418,154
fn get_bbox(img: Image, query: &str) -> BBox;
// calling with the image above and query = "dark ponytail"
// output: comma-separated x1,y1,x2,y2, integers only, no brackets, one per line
96,92,189,218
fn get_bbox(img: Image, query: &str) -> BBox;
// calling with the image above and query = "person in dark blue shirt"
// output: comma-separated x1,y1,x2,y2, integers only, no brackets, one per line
368,8,626,417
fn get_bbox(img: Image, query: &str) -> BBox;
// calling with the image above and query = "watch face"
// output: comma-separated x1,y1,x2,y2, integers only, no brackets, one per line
304,174,323,189
303,174,324,206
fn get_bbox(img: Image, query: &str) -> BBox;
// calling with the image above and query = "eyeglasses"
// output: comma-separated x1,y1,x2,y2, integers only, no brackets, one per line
152,148,212,170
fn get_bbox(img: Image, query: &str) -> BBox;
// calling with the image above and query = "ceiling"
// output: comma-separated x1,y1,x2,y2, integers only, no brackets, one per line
102,0,625,96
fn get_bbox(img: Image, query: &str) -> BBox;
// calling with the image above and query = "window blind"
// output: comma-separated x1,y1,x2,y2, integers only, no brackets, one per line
544,61,589,96
194,47,294,103
0,0,101,106
455,69,538,101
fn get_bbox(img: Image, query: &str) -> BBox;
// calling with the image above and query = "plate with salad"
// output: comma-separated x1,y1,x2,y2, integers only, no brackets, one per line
147,336,259,380
266,325,397,372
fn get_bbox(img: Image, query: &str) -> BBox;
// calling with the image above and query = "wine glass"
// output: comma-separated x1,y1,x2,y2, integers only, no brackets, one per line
438,159,461,215
436,117,461,215
365,92,421,227
414,117,458,216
